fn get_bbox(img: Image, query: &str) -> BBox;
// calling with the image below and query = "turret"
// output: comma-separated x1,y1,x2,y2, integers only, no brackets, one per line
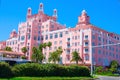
53,9,57,17
10,29,17,38
78,10,90,25
52,9,57,21
38,3,44,13
27,7,32,20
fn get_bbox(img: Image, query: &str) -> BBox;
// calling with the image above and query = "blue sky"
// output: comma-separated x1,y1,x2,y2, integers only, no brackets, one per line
0,0,120,41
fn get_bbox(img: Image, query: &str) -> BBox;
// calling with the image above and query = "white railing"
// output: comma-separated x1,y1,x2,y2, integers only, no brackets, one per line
0,57,25,61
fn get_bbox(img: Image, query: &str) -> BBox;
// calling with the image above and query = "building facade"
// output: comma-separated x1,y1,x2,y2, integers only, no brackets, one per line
5,3,120,66
0,41,6,50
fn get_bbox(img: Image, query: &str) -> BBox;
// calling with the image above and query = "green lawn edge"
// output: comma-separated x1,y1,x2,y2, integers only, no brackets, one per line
0,77,95,80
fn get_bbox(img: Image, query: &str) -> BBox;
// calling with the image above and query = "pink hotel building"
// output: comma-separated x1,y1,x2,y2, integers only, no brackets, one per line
3,3,120,66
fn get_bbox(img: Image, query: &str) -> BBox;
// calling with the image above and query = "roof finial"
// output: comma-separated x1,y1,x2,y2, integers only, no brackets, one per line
53,9,57,17
39,3,44,12
27,7,32,16
82,10,87,14
12,29,16,32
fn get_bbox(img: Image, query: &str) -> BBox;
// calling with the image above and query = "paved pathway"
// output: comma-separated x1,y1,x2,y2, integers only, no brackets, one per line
97,76,120,80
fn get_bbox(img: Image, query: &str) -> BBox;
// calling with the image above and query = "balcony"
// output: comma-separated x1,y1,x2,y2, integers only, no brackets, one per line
66,42,70,44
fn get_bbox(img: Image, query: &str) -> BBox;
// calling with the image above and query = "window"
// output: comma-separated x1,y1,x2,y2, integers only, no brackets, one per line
98,37,101,41
72,36,74,40
54,33,58,38
59,32,63,37
28,35,30,39
49,47,52,50
92,42,95,46
66,55,70,61
41,36,43,40
38,36,40,41
98,50,101,54
45,35,48,40
65,31,68,34
46,24,48,28
67,44,70,48
85,42,89,46
75,42,77,46
98,58,101,62
59,41,62,45
51,25,54,28
34,36,37,40
38,26,41,29
54,46,57,50
54,41,57,45
75,36,77,40
85,55,89,61
67,50,70,54
78,42,80,46
38,31,40,34
92,48,95,53
21,36,25,41
50,34,53,39
42,26,44,28
39,19,41,22
92,35,95,39
85,35,88,39
85,48,89,53
67,38,70,42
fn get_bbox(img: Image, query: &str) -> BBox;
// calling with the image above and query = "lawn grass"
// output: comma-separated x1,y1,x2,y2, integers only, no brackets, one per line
0,77,94,80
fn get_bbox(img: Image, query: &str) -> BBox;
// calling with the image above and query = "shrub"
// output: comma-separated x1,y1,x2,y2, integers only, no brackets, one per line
43,64,59,76
12,63,90,77
0,62,13,78
12,63,44,77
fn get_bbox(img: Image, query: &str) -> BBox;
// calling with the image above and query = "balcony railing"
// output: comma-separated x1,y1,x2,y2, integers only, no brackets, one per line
0,57,26,61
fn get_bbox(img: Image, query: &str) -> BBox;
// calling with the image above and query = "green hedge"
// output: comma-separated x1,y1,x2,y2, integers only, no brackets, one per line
0,62,90,77
12,63,90,77
0,62,13,78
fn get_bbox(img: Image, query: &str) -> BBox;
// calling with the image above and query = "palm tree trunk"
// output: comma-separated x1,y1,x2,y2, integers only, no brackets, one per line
76,61,78,65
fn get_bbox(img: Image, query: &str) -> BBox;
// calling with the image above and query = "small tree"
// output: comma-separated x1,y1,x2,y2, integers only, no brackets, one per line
5,46,12,51
32,47,44,63
43,43,47,49
71,51,82,65
109,60,119,72
21,47,27,54
47,42,52,48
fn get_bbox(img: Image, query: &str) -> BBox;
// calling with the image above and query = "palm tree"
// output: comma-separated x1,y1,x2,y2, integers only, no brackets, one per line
5,46,12,51
21,47,27,59
57,47,63,54
71,51,82,65
32,47,44,63
49,47,63,64
42,43,47,49
39,43,43,51
47,42,52,48
21,47,27,55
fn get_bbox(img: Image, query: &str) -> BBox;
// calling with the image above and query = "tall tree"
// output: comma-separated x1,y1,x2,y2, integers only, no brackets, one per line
71,51,82,64
32,47,44,63
49,47,63,64
39,43,43,51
